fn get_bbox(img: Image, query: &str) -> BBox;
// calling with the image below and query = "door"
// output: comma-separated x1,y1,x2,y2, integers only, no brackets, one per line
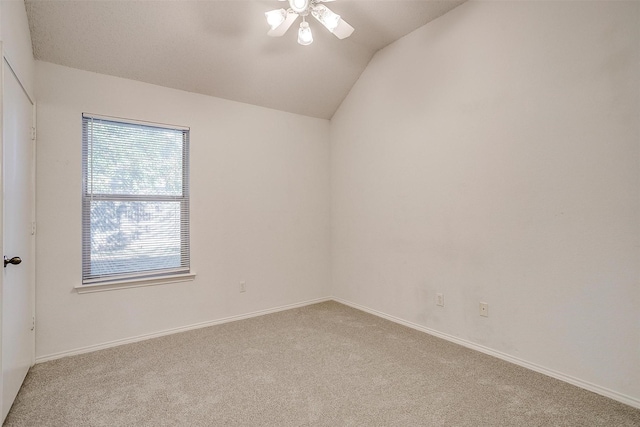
1,51,35,421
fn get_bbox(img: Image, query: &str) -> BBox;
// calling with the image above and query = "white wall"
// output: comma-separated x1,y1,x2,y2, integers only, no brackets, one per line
0,0,34,98
331,1,640,405
35,61,331,359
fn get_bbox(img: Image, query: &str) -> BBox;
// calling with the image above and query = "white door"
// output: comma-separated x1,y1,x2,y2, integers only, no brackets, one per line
1,53,35,422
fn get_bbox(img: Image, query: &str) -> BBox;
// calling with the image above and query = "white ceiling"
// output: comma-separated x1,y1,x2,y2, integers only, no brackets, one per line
25,0,465,119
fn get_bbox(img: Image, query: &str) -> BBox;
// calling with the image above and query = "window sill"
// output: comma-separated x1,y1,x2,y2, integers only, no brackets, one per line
75,272,196,294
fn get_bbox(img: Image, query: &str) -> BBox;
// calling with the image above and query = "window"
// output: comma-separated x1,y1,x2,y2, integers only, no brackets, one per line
82,114,190,286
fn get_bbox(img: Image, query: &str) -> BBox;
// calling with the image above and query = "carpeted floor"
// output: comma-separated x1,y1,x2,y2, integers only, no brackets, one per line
4,301,640,426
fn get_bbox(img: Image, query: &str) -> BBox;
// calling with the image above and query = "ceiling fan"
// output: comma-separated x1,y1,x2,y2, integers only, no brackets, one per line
265,0,354,46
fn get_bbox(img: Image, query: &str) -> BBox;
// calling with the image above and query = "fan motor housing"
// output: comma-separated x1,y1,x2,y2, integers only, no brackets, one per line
289,0,310,14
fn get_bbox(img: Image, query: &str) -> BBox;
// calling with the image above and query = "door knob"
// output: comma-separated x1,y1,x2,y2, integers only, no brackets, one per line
4,256,22,268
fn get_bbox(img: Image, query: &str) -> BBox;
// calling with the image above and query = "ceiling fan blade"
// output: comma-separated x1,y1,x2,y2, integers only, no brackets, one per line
331,18,354,39
311,4,354,39
267,11,298,37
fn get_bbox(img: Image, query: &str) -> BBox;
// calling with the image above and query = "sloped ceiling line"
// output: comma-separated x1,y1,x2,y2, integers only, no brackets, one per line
26,0,465,119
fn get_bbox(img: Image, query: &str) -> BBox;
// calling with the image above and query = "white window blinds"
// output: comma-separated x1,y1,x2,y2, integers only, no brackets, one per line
82,114,190,285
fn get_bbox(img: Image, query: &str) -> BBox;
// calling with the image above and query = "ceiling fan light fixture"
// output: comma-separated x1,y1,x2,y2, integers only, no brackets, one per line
265,0,353,44
265,9,287,30
297,20,313,45
311,4,340,32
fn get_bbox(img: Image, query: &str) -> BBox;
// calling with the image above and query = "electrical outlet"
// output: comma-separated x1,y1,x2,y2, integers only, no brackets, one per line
240,281,246,293
479,302,488,317
436,293,444,307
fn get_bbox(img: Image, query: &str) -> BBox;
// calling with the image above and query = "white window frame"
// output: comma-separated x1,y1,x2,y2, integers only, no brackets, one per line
78,113,193,293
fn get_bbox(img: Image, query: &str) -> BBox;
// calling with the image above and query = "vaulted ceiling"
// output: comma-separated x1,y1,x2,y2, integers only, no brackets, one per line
25,0,465,119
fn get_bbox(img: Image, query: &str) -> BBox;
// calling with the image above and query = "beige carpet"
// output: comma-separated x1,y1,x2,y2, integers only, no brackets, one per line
5,301,640,426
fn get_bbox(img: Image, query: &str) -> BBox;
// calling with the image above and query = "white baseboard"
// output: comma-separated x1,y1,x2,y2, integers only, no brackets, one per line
35,295,639,410
332,297,640,410
35,297,331,364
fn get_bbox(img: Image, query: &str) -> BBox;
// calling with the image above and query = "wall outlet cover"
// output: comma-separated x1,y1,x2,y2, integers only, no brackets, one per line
480,302,488,317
